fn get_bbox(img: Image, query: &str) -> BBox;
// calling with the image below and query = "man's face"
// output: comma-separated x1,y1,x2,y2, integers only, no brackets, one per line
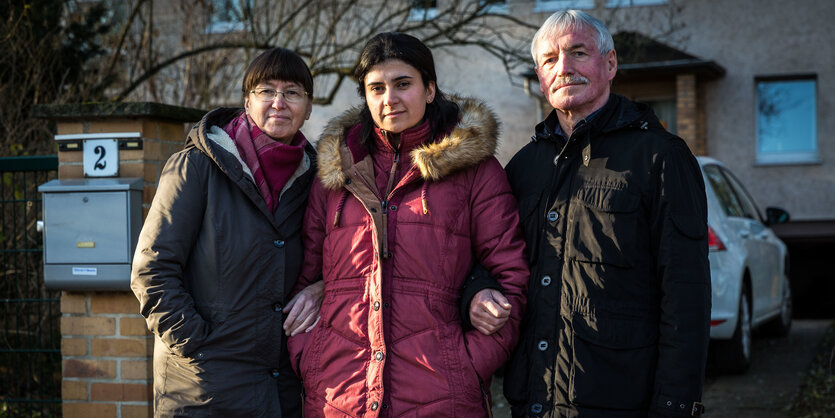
534,25,617,118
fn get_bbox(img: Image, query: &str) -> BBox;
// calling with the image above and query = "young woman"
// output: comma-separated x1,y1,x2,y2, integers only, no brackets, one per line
288,33,528,417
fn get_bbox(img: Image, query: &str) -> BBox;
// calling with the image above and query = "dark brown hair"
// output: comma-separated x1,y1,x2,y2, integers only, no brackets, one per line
242,47,313,97
354,32,458,148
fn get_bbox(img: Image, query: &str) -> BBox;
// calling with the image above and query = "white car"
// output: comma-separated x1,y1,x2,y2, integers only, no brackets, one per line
699,157,792,374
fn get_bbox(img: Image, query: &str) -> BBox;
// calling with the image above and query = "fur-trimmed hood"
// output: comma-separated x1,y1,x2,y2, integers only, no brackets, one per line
316,96,499,190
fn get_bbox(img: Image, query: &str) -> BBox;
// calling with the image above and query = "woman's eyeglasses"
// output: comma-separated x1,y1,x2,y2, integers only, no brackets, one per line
249,88,308,103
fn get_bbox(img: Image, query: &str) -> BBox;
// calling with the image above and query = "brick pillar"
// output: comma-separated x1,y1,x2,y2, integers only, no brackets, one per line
32,103,204,418
676,74,706,155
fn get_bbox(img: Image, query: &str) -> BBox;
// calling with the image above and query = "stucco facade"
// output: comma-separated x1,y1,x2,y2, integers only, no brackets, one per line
306,0,834,224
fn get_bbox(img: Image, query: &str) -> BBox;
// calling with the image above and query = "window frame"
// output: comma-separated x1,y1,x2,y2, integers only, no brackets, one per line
534,0,595,13
605,0,669,7
480,0,508,14
754,75,819,166
205,0,250,34
408,0,439,21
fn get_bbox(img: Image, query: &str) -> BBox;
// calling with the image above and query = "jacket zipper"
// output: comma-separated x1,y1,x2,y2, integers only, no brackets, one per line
380,152,399,259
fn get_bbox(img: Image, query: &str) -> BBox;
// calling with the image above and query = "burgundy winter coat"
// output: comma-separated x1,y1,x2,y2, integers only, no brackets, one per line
287,97,529,417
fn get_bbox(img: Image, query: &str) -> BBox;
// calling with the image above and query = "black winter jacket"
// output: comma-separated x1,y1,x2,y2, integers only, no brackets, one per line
502,94,711,417
131,108,316,417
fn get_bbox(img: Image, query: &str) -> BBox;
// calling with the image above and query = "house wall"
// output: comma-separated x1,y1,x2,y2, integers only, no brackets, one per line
309,0,835,221
674,0,834,221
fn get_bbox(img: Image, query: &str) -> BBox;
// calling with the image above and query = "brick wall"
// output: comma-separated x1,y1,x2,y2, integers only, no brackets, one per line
46,106,199,418
60,292,152,418
676,74,706,155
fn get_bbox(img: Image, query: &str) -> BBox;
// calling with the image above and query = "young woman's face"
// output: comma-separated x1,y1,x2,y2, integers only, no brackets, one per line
244,79,312,144
363,59,436,134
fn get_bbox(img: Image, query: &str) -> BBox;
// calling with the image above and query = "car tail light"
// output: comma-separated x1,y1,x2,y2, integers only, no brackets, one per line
710,319,727,327
707,226,726,252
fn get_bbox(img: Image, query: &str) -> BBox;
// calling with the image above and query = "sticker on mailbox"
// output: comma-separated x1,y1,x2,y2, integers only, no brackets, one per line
72,267,98,276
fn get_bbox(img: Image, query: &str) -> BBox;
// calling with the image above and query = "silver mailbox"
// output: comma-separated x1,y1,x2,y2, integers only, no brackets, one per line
38,178,143,290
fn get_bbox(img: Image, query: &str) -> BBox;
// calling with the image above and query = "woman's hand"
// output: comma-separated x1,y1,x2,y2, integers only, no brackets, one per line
469,289,511,335
283,281,324,336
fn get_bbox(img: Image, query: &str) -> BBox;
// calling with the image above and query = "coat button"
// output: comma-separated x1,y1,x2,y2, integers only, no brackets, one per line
374,351,384,361
196,352,204,359
270,369,280,378
538,340,549,351
389,205,397,211
541,275,551,286
273,303,283,312
546,211,559,222
370,401,379,411
531,403,543,413
382,403,388,409
273,240,285,248
373,301,380,311
667,401,673,406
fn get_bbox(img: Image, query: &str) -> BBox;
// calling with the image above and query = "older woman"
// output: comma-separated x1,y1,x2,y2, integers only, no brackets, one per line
288,33,529,416
131,47,322,417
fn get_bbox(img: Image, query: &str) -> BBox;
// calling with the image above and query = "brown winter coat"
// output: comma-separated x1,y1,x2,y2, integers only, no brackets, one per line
131,108,315,417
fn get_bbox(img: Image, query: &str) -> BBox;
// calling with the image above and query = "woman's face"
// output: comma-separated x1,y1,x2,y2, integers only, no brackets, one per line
245,79,312,144
363,59,435,134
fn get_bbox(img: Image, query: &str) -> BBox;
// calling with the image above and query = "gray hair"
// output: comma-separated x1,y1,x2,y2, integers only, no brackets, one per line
530,10,614,67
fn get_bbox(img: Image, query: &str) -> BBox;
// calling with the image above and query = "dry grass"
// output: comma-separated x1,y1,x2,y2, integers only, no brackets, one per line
792,321,835,417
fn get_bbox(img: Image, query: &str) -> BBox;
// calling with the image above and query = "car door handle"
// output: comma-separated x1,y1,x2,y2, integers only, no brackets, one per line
739,230,750,239
757,232,769,240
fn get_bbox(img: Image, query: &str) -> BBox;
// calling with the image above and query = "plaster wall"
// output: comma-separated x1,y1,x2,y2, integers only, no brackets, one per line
672,0,835,220
306,0,833,221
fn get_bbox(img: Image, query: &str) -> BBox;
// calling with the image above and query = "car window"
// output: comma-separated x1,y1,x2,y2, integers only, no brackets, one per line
720,167,763,222
703,164,745,218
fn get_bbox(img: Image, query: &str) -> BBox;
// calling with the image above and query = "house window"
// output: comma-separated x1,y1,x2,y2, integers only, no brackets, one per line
755,76,818,164
480,0,508,13
207,0,249,33
534,0,595,12
606,0,669,7
646,99,677,135
409,0,438,21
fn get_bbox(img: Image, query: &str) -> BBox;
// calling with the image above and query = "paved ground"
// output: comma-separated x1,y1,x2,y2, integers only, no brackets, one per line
489,319,831,417
702,319,830,417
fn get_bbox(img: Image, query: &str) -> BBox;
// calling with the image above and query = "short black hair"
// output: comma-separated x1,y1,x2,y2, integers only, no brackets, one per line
242,47,313,97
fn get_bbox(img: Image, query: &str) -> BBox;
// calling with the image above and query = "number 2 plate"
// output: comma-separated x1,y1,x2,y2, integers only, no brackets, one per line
83,139,119,177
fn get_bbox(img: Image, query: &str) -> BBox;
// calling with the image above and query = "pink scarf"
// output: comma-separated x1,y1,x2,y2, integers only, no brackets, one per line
224,113,307,212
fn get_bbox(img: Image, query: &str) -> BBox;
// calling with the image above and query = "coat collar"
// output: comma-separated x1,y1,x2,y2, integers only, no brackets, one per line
187,107,314,201
532,94,658,144
316,96,499,190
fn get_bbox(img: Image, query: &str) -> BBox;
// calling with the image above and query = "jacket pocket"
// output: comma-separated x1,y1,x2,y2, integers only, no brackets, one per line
159,349,213,412
454,328,491,411
567,183,640,267
569,313,657,411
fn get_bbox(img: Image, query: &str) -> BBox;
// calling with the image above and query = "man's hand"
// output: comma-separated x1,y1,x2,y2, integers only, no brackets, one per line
283,281,324,336
469,288,511,335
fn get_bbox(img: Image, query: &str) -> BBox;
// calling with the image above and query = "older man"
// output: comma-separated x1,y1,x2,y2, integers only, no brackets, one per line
501,10,710,417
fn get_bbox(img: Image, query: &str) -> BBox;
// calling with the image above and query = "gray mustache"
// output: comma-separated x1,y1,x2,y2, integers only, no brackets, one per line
554,75,589,90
